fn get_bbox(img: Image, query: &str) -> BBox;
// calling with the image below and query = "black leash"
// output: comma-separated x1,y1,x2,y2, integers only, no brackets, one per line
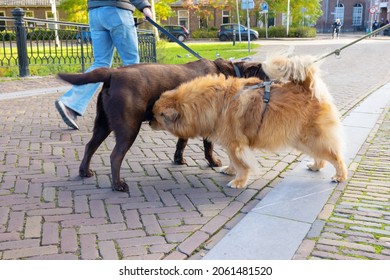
145,17,202,59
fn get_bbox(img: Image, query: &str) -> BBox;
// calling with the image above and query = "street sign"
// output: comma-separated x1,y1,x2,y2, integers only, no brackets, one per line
242,0,254,10
262,2,268,12
369,6,377,14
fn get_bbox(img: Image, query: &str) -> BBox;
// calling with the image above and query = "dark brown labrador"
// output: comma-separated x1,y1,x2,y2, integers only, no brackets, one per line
58,58,266,192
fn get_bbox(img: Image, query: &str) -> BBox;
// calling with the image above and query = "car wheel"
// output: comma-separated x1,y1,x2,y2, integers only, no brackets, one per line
250,34,257,41
177,35,186,42
219,34,228,41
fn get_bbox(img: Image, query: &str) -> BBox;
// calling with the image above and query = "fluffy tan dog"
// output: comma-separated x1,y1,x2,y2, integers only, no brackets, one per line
151,55,348,188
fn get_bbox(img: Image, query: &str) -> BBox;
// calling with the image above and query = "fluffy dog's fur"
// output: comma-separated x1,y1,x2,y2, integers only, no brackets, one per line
151,55,348,188
58,58,267,191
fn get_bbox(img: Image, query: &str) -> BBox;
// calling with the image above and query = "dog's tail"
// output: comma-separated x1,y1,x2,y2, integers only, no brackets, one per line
262,55,331,102
57,67,111,85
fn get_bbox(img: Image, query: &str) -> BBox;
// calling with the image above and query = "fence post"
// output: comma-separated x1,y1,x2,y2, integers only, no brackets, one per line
12,8,29,77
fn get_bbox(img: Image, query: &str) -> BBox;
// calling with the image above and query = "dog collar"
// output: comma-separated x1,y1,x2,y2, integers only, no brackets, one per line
233,64,241,78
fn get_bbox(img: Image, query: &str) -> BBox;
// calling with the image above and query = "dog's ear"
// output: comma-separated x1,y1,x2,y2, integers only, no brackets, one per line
214,58,233,75
162,108,179,123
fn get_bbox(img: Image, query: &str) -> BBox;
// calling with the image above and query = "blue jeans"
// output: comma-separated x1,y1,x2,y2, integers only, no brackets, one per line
59,6,139,115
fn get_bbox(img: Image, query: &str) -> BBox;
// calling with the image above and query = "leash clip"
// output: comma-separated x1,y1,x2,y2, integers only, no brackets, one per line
263,81,272,103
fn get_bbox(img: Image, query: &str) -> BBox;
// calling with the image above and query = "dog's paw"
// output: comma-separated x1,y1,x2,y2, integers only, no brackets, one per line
112,181,129,192
173,157,187,165
307,163,319,171
207,157,222,167
227,179,248,189
220,166,235,175
79,168,94,177
331,173,347,183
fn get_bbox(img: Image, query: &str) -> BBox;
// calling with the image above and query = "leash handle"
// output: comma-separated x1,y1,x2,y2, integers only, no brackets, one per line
145,17,202,59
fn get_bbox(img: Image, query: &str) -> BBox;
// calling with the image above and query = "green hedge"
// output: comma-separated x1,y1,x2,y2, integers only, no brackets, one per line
0,29,79,41
27,29,79,40
191,27,218,39
190,26,316,39
253,26,316,38
0,31,16,41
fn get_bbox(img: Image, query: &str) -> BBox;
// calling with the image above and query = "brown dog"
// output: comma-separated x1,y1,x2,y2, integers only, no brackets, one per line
58,58,267,191
151,55,348,188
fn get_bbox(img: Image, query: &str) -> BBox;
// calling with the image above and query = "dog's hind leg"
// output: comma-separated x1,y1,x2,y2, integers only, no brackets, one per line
79,124,111,178
309,152,347,182
298,135,347,182
110,123,142,192
79,90,111,178
307,159,326,171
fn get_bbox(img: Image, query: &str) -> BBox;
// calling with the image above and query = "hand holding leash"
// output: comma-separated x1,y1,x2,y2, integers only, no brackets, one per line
142,8,153,20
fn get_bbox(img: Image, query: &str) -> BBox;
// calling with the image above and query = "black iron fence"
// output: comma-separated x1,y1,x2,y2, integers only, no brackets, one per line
0,8,156,77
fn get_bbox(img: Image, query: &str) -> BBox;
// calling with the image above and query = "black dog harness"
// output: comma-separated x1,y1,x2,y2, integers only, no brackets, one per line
232,63,274,125
247,81,273,123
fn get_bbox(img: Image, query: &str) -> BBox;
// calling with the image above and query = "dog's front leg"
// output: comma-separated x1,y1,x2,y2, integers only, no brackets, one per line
225,146,250,189
174,138,188,165
203,139,222,167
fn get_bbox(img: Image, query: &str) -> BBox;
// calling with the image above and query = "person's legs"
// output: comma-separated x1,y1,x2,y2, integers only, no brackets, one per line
102,7,139,65
56,8,116,129
56,7,139,129
59,8,114,116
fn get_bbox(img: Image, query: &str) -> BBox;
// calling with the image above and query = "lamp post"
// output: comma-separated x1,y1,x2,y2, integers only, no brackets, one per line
236,0,242,42
286,0,290,36
50,0,60,46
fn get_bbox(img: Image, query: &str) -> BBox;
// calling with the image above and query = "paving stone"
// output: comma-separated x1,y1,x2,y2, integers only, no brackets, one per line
3,245,59,259
61,228,78,253
177,231,209,256
99,240,119,260
24,216,42,238
42,222,59,245
80,234,99,260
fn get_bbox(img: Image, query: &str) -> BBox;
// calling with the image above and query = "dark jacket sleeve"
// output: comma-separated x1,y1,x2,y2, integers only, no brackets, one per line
131,0,151,12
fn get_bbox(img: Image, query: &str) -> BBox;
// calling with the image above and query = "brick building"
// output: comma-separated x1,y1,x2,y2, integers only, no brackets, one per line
316,0,389,33
1,0,389,34
0,0,65,30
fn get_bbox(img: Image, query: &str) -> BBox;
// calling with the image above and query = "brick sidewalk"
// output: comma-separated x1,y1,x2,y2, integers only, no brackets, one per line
0,90,298,259
294,107,390,260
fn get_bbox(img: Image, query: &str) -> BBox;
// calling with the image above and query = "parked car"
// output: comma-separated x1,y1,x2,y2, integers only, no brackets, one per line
218,24,259,41
160,25,190,42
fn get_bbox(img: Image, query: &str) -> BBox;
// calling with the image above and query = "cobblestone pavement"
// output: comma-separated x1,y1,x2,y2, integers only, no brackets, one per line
294,108,390,260
0,36,389,260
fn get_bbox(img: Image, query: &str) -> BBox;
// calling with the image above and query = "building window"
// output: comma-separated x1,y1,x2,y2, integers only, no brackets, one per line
199,16,208,29
46,11,58,29
352,3,363,26
178,10,189,29
334,3,344,24
25,11,36,28
0,11,5,31
222,10,230,24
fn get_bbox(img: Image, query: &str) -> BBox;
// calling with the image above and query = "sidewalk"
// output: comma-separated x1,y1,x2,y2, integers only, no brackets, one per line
0,39,389,260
